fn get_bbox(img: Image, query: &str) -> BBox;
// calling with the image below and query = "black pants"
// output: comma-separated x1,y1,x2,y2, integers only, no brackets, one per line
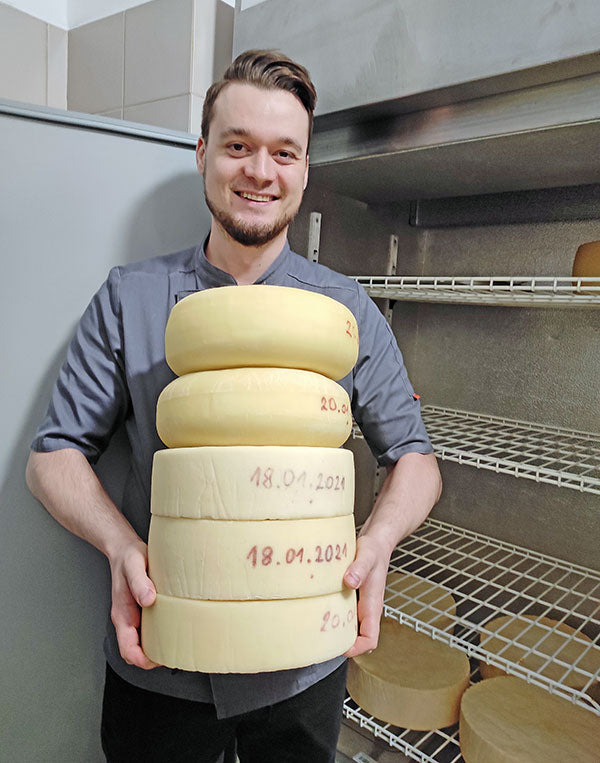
101,662,347,763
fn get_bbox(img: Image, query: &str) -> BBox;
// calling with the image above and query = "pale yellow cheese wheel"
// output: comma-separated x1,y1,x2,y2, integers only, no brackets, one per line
141,589,357,673
459,676,600,762
156,368,352,448
148,514,356,600
165,285,359,381
151,446,354,520
386,572,456,632
347,618,470,730
479,615,600,689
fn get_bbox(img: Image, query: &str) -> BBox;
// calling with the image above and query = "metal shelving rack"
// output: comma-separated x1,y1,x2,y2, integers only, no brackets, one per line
343,519,600,761
353,276,600,307
383,518,600,714
352,406,600,495
343,697,462,763
346,266,600,760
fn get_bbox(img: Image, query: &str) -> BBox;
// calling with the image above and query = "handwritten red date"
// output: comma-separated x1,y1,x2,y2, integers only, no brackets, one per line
320,396,348,415
249,467,345,492
321,608,355,632
246,543,348,568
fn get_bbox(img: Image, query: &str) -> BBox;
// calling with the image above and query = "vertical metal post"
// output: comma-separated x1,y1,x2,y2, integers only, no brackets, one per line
373,234,399,502
307,211,322,263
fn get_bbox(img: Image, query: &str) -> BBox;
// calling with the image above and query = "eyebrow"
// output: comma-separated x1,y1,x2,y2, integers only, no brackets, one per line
219,127,304,155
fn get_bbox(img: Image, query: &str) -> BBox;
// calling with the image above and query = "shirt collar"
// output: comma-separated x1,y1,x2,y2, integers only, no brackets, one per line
194,235,293,287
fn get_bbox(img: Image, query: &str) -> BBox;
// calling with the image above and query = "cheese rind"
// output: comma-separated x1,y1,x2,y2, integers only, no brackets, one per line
347,618,470,730
156,368,352,448
459,676,600,763
165,285,359,381
141,590,357,673
148,514,357,600
479,614,600,689
151,446,355,519
385,572,456,632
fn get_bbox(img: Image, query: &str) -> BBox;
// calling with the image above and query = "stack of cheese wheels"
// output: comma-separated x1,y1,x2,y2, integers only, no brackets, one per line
460,677,600,762
347,576,470,730
141,285,360,673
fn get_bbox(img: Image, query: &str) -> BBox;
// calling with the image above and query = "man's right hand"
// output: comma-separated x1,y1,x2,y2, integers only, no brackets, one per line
109,539,159,670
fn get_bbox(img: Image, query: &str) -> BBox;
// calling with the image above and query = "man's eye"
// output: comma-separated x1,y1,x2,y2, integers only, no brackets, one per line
277,151,295,162
229,143,245,153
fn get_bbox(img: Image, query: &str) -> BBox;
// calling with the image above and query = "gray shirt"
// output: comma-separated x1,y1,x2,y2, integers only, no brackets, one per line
32,238,432,718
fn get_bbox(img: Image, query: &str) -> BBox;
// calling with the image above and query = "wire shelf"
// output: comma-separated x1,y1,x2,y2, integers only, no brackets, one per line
343,697,463,763
381,517,600,715
352,406,600,495
353,275,600,307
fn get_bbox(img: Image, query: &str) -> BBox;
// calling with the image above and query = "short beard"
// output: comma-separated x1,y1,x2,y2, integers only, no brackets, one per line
204,190,298,247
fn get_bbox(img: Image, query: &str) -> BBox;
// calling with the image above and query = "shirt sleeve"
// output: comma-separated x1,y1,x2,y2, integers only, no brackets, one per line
31,267,130,464
352,283,433,465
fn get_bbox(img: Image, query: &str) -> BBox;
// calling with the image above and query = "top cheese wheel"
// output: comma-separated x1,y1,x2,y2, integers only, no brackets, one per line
165,285,359,381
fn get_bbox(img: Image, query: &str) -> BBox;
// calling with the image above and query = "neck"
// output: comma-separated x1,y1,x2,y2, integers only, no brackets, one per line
205,224,288,285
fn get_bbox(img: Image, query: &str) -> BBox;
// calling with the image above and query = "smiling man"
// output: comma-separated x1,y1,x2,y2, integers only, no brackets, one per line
26,50,441,762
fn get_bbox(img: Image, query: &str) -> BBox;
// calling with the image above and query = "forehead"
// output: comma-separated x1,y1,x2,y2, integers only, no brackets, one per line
211,82,310,150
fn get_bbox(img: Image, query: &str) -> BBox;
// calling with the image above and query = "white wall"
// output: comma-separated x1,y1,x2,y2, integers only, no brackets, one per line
4,0,266,29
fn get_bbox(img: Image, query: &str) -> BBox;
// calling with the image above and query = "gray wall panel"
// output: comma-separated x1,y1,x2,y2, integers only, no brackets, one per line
0,110,209,762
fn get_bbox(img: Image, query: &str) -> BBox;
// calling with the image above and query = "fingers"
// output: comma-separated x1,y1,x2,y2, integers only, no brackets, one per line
343,536,388,657
111,543,160,670
111,595,159,670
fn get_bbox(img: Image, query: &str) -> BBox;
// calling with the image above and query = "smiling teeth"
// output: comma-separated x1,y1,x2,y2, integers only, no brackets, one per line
239,192,273,201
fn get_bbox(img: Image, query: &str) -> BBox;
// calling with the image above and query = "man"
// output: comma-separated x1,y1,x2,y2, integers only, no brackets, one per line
26,50,441,762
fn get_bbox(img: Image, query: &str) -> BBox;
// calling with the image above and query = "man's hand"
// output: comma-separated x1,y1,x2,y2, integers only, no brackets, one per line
341,453,442,659
109,539,160,670
342,535,390,657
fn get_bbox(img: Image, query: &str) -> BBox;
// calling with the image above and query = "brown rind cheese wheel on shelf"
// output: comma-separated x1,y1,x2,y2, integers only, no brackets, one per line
150,446,355,520
155,368,352,449
459,676,600,763
141,589,357,673
147,514,357,600
165,285,359,380
385,572,457,632
479,614,600,689
347,617,470,730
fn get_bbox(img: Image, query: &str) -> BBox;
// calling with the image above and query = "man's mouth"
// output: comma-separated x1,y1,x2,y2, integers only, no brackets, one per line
236,191,278,202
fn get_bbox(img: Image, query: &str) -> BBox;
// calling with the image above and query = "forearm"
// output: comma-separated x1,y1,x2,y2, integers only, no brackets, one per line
358,451,442,556
25,448,141,561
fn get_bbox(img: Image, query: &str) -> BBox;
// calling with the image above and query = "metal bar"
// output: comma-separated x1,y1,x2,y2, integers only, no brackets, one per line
307,211,322,263
0,99,198,147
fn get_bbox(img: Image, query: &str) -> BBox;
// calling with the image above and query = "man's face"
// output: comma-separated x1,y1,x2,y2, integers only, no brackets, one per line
197,82,310,247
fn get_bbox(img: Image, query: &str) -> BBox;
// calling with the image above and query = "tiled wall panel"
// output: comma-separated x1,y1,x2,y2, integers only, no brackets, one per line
124,0,193,107
68,12,124,114
0,3,47,104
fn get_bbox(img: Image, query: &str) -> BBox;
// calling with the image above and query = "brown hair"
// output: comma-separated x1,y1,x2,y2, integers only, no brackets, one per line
201,49,317,148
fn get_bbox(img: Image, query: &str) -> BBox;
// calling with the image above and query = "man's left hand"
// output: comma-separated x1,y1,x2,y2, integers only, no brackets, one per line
342,535,390,657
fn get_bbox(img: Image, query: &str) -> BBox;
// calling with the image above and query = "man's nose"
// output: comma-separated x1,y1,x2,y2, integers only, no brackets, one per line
243,148,276,185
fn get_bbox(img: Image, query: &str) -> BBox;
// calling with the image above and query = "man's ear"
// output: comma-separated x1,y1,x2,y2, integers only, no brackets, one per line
303,154,309,190
196,137,206,174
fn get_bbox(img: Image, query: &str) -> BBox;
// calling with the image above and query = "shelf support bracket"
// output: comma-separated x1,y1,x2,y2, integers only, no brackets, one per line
307,211,322,263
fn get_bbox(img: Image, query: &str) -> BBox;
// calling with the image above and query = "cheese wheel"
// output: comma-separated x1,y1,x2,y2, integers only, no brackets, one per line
156,368,352,448
479,615,600,689
386,572,456,632
165,285,359,381
148,514,356,600
347,618,470,730
459,677,600,763
141,589,357,673
151,446,354,520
